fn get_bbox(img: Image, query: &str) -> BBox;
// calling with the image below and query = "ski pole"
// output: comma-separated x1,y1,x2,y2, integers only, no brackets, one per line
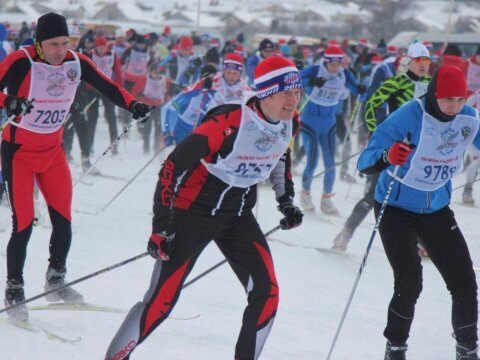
73,117,141,187
298,93,311,114
0,252,149,315
326,165,399,360
99,144,168,213
64,96,98,130
182,224,282,289
339,95,361,156
313,150,362,179
452,177,480,192
326,135,411,359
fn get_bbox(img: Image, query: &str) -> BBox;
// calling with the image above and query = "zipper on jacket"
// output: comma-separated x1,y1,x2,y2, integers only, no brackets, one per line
395,183,402,201
426,191,431,209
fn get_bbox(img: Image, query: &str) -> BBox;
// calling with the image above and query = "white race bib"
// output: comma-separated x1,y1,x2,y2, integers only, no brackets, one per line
13,49,81,134
395,100,479,191
201,105,292,188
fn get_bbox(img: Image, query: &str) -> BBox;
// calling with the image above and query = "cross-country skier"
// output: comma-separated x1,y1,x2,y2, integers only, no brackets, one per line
105,56,304,360
358,65,479,360
131,62,173,153
298,46,363,215
162,64,222,144
0,13,152,321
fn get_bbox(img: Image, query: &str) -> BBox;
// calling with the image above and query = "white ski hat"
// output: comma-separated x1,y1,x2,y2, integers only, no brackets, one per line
407,42,430,59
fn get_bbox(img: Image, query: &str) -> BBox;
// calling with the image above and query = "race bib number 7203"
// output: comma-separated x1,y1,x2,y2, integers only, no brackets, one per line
33,110,67,125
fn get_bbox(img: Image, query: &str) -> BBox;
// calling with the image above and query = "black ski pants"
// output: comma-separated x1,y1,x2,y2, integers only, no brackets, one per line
374,202,478,346
106,210,279,360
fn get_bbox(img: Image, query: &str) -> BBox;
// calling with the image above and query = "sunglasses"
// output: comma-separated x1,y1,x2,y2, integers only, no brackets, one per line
412,57,431,63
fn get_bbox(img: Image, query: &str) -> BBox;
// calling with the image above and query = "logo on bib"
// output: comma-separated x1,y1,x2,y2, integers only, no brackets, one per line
436,128,459,156
461,125,472,140
254,130,277,152
67,68,78,82
35,72,44,81
46,72,66,97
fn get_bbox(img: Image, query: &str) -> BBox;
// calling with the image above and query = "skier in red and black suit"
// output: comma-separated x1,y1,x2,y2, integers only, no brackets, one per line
106,56,304,360
0,13,152,321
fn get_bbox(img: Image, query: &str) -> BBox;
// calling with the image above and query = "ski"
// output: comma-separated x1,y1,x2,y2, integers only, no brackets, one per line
304,212,338,225
269,237,361,263
453,201,477,209
90,173,128,181
315,247,361,263
30,302,126,313
2,317,82,344
29,303,201,320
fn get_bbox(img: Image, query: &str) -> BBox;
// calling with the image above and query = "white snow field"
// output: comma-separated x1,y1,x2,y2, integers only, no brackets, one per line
1,117,479,360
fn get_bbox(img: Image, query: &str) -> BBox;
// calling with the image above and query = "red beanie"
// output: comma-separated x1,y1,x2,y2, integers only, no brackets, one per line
435,65,467,99
223,53,244,71
179,36,193,51
95,36,108,47
324,46,344,63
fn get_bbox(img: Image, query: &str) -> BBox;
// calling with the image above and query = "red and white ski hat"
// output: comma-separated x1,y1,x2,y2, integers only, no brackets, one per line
253,56,301,99
324,46,344,63
387,45,397,56
223,53,244,72
328,39,340,48
371,54,383,65
358,37,369,47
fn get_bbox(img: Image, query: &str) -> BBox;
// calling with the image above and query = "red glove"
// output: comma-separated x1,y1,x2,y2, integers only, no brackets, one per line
387,141,413,165
147,232,175,261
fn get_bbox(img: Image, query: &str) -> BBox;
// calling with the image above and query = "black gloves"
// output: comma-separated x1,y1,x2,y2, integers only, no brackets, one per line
129,101,152,123
203,76,213,90
147,232,175,261
309,77,327,88
278,200,304,230
4,96,34,117
357,84,367,94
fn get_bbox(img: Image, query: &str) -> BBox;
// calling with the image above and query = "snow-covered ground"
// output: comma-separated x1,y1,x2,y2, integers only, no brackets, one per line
1,116,479,359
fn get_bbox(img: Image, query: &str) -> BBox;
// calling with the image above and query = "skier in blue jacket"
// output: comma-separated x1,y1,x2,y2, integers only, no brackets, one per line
299,46,365,215
358,65,479,360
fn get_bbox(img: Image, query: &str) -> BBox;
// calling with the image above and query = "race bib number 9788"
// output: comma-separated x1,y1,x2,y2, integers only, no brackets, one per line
424,165,456,181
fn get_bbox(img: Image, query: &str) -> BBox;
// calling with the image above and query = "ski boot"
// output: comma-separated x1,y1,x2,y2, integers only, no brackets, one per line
321,193,339,215
463,185,475,206
4,278,28,321
81,156,101,176
332,227,353,252
44,266,84,304
384,341,407,360
457,343,479,359
340,171,357,184
300,190,315,213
